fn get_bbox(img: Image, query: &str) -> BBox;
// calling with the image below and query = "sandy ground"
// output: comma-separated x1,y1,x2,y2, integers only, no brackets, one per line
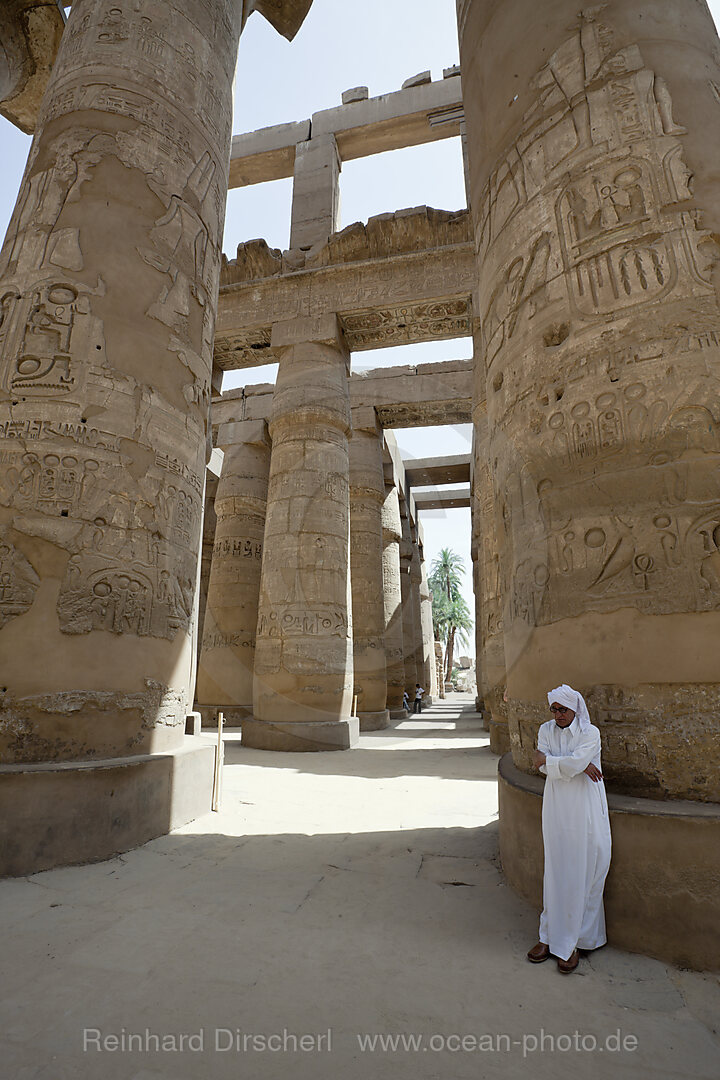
1,693,718,1080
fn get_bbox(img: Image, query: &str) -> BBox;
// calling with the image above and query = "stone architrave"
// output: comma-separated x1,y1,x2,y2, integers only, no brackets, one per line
248,314,357,751
349,407,390,731
0,0,247,763
195,420,271,725
459,0,720,800
381,483,406,715
400,511,419,693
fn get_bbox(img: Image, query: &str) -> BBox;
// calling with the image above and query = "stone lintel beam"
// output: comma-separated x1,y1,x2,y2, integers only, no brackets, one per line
405,454,471,488
214,358,472,431
352,358,472,428
0,0,65,133
413,487,472,511
228,119,310,187
215,242,474,369
228,73,463,188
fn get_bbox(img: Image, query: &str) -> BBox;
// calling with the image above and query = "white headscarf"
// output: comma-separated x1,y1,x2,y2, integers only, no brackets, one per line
547,684,592,732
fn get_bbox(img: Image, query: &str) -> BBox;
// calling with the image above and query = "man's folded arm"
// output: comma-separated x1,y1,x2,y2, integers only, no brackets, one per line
544,730,601,781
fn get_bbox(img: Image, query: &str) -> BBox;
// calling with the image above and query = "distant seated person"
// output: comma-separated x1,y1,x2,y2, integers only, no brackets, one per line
414,684,425,713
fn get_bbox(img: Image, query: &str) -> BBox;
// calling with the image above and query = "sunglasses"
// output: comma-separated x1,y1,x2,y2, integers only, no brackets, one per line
549,705,570,714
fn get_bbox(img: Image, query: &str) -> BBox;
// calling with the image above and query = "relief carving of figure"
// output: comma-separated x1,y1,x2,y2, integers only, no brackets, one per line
0,539,40,628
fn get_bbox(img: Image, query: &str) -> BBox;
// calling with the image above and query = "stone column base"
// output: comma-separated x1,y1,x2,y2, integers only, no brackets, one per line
0,738,215,879
241,717,359,752
489,719,511,755
498,754,720,973
198,704,252,728
358,709,390,731
389,708,408,719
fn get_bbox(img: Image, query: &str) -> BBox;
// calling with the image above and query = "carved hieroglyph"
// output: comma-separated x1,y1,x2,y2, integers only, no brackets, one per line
195,420,271,722
0,0,244,761
349,409,389,729
461,1,720,799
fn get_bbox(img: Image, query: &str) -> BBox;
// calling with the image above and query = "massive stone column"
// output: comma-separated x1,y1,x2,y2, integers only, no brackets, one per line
400,509,419,693
349,407,389,731
459,0,720,799
0,0,245,763
381,482,406,715
289,134,341,251
473,409,509,752
196,419,271,725
409,532,426,694
248,314,357,751
418,554,437,700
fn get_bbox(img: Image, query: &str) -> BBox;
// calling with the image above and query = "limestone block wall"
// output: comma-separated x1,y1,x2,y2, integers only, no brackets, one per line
459,0,720,800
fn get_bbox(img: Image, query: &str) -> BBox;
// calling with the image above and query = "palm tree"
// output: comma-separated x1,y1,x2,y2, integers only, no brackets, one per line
443,593,473,681
429,548,474,682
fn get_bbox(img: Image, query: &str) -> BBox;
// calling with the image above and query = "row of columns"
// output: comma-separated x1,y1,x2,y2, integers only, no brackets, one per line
196,320,437,749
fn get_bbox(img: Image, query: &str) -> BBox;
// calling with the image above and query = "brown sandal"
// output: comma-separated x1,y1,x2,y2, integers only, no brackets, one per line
527,942,550,963
557,949,579,974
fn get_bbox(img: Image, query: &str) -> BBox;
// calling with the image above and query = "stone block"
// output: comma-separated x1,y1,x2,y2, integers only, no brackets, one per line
402,70,432,90
358,710,391,731
0,739,214,878
342,86,369,104
241,717,359,752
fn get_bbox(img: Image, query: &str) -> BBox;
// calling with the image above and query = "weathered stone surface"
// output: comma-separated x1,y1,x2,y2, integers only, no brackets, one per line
402,71,432,90
0,0,246,762
228,73,464,188
350,408,389,730
221,206,472,285
399,511,419,693
472,410,508,752
195,420,271,725
0,0,65,133
243,0,314,41
289,134,341,250
381,484,405,712
215,358,473,430
216,209,474,367
460,0,720,799
413,488,471,510
342,86,368,105
250,315,354,743
419,557,437,697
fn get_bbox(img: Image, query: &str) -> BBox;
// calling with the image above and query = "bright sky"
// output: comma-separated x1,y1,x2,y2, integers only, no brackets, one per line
2,0,719,660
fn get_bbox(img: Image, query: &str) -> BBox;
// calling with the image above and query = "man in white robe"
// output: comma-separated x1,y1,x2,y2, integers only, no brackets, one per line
526,684,612,973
